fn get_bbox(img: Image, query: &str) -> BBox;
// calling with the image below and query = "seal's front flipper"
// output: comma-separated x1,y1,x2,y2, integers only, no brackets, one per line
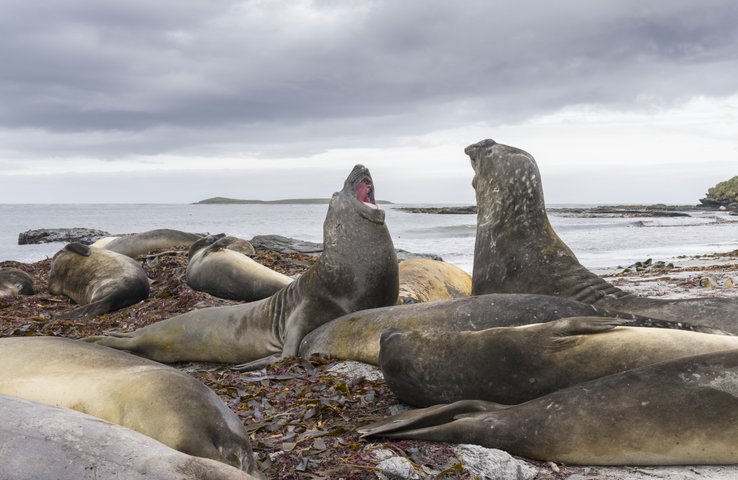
358,399,500,438
231,353,282,371
55,299,112,319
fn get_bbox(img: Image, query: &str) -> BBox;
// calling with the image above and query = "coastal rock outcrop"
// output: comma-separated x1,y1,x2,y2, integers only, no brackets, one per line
700,176,738,211
18,228,110,245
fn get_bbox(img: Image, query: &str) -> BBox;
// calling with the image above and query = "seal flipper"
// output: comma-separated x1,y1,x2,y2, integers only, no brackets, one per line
231,353,282,372
358,400,501,438
545,316,624,352
65,242,92,256
56,299,114,319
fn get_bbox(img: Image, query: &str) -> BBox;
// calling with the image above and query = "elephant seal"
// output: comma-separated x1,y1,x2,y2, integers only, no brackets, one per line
85,165,399,365
380,317,738,406
48,242,150,318
466,139,738,329
360,349,738,465
97,228,203,258
0,394,262,480
0,267,35,297
299,293,721,365
0,336,259,474
397,258,471,304
187,234,292,302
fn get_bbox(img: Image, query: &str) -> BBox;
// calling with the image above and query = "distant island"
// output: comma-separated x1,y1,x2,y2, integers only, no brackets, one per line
194,196,393,205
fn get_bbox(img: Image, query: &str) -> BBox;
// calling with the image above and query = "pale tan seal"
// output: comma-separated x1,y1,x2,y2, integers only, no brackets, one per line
397,258,471,304
48,242,150,318
360,349,738,465
0,394,262,480
186,235,292,302
467,139,738,330
85,165,399,366
379,317,738,406
0,336,259,474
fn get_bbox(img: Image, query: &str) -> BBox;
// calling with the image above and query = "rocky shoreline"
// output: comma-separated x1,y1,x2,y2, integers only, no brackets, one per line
2,244,738,478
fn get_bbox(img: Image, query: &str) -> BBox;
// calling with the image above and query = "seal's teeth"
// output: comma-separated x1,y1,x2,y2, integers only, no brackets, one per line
363,202,379,209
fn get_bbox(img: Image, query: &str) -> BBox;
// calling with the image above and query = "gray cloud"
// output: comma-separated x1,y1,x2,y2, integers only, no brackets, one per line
1,0,738,160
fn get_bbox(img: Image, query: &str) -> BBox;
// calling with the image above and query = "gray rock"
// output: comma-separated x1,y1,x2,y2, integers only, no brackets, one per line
564,465,738,479
395,249,443,262
326,361,383,382
454,444,538,480
18,228,110,245
376,456,420,480
250,235,324,255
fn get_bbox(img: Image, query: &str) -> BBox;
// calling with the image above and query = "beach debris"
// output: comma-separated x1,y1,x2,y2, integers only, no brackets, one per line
621,258,674,273
700,276,720,289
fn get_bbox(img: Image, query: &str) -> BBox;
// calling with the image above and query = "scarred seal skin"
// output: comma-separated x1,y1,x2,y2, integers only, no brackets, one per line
397,258,471,304
93,228,203,258
379,316,738,406
85,165,399,365
0,336,261,476
298,293,722,366
186,235,292,302
0,394,262,480
467,139,738,330
48,243,150,318
0,267,35,297
360,349,738,466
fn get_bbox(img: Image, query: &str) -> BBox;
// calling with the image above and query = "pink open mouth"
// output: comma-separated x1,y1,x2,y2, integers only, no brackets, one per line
357,179,378,209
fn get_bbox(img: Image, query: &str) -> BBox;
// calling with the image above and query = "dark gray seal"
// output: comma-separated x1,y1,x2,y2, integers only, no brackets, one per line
466,139,738,330
186,235,292,302
94,228,203,258
299,293,720,365
0,336,260,474
0,268,35,297
48,243,150,318
379,317,738,406
85,165,399,365
360,349,738,465
0,394,262,480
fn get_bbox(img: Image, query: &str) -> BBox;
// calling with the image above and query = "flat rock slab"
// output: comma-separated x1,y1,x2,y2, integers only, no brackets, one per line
18,228,110,245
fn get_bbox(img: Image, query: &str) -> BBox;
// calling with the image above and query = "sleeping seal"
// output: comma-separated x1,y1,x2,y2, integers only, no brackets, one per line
187,235,292,302
95,228,203,258
467,139,738,330
48,243,150,318
299,293,722,365
0,336,260,474
0,267,35,297
85,165,399,365
397,258,471,304
0,394,262,480
379,316,738,406
360,349,738,465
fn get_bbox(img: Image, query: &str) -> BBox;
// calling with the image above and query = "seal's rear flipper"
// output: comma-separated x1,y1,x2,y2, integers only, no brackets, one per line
231,353,282,371
358,400,502,439
55,299,112,319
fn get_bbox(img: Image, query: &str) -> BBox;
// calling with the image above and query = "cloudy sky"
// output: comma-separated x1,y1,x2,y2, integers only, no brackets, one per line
1,0,737,204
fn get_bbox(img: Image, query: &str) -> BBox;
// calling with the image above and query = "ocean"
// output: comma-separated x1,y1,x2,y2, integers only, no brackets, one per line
1,203,737,274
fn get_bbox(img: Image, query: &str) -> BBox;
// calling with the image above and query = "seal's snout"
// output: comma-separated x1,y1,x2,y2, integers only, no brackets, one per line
464,139,497,157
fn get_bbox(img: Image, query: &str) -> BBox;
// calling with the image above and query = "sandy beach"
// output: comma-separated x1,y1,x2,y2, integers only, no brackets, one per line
1,248,737,479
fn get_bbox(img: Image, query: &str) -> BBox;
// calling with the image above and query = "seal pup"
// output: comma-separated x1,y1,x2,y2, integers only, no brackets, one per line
187,234,292,302
397,258,471,304
379,317,738,406
48,242,150,318
467,139,738,329
86,165,399,365
0,336,259,474
96,228,203,258
0,267,35,297
299,293,721,365
0,394,262,480
360,349,738,465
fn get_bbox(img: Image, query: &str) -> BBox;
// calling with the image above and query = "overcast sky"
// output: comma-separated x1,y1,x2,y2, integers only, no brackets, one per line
1,0,737,204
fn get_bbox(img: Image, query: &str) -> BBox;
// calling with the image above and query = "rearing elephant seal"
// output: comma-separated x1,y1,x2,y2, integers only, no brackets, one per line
0,336,260,475
86,165,399,365
467,139,738,329
360,349,738,465
0,267,35,297
379,317,738,407
48,243,150,318
0,394,261,480
299,293,721,365
187,235,292,302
